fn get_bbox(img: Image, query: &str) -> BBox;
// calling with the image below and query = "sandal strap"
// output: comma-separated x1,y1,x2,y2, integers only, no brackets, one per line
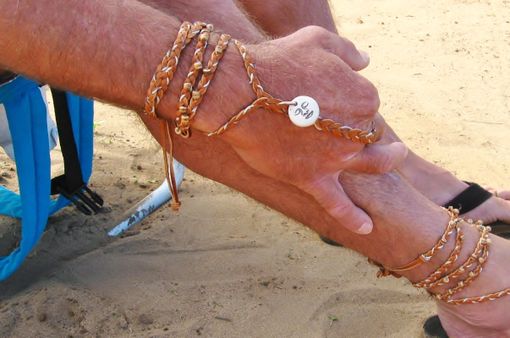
443,182,492,214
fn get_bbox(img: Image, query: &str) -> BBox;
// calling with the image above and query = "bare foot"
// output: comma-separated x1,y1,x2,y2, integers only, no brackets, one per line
399,151,510,226
377,114,510,227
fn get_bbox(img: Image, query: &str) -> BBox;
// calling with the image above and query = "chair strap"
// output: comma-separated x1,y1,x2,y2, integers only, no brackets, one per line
50,89,103,215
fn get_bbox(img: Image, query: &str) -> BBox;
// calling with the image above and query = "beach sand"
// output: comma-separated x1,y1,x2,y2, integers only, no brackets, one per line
1,1,509,337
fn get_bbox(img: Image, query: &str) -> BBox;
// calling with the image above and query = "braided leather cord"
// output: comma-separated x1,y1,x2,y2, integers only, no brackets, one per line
446,288,510,305
175,24,213,137
187,34,231,126
206,96,287,137
412,225,464,288
437,244,489,301
375,209,510,305
375,208,461,278
145,22,191,117
143,21,209,210
206,40,378,144
419,225,490,289
314,119,377,144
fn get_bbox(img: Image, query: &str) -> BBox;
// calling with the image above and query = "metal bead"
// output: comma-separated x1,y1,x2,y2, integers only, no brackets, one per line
180,115,190,124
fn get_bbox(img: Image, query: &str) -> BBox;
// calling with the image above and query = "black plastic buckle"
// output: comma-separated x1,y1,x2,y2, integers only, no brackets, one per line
51,175,104,215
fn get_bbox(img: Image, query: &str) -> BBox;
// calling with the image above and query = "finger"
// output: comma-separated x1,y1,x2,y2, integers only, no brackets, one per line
497,190,510,200
346,141,408,174
323,34,370,71
486,187,497,194
304,175,373,234
298,26,370,71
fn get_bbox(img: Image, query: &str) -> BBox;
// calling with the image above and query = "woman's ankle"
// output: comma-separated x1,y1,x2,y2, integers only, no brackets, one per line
434,234,510,336
398,151,469,205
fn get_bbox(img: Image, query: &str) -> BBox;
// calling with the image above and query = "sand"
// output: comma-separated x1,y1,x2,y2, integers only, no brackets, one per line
1,1,509,337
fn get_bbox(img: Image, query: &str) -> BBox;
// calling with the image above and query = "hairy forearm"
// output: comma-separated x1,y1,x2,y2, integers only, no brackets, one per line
0,0,260,127
237,0,337,37
1,0,167,108
139,0,265,42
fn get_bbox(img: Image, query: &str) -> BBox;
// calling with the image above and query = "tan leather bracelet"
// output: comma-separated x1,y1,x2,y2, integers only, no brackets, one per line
374,207,461,278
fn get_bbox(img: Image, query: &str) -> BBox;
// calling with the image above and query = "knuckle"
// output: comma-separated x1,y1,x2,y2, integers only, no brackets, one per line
358,80,380,116
341,38,357,53
301,25,329,40
372,150,395,173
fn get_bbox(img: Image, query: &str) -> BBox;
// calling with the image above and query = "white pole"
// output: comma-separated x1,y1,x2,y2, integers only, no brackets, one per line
108,161,185,236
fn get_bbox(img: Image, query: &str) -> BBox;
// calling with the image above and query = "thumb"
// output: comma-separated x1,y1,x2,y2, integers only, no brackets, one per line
346,141,408,174
304,175,373,235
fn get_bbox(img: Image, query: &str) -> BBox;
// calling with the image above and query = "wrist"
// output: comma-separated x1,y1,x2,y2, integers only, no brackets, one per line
191,40,258,135
155,34,258,138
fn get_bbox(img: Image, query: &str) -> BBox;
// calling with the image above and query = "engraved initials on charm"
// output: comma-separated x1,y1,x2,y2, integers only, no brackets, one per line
288,96,320,127
293,101,315,120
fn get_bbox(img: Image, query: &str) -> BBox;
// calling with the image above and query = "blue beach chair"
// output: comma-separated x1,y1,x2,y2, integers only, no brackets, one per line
0,76,98,281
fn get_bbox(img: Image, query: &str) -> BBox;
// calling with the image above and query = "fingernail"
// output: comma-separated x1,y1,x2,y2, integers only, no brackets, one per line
360,50,370,64
358,222,373,235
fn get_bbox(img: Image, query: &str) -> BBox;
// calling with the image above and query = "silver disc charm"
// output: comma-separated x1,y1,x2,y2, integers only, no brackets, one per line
288,96,320,127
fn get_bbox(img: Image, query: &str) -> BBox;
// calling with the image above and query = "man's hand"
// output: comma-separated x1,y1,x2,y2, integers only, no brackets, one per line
0,0,403,235
207,26,408,234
